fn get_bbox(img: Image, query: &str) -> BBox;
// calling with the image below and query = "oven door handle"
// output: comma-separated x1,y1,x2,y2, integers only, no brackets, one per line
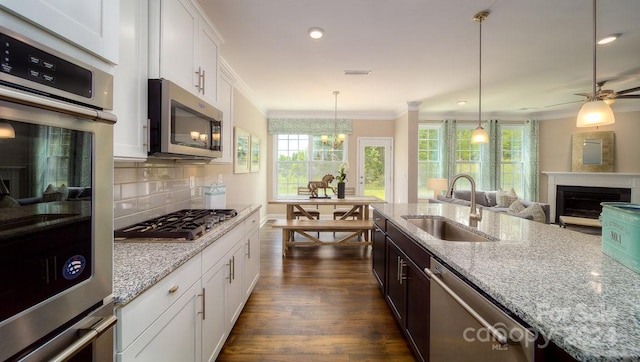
49,315,118,362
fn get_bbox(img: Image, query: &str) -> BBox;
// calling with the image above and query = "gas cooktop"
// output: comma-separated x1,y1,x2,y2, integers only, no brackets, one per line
114,209,238,241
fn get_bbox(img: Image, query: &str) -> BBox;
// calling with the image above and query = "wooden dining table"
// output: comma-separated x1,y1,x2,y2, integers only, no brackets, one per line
269,195,385,221
269,195,385,255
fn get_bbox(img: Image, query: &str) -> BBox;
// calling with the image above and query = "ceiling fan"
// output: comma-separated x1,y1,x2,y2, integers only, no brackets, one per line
546,80,640,108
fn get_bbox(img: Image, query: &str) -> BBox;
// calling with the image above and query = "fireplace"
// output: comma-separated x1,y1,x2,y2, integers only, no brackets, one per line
556,185,631,223
543,172,640,223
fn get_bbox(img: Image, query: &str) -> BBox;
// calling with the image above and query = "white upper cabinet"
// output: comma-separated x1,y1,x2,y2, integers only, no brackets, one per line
113,0,149,161
0,0,119,63
149,0,222,106
212,62,234,164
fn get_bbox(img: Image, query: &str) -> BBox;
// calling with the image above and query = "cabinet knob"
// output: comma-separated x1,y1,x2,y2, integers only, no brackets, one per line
168,285,179,294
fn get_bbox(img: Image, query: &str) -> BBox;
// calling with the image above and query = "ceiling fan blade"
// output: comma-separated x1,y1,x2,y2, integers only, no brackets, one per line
615,86,640,95
616,94,640,99
545,100,583,108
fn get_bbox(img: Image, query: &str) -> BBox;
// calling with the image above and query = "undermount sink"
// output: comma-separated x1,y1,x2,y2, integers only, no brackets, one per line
402,216,497,242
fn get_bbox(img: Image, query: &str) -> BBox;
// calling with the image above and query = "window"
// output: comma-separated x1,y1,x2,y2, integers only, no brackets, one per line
454,126,482,190
275,134,345,197
416,121,530,199
46,127,72,187
500,126,524,195
417,125,442,198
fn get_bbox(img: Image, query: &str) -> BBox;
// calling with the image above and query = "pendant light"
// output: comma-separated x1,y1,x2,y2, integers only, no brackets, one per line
576,0,615,127
471,11,489,144
321,91,345,150
0,121,15,139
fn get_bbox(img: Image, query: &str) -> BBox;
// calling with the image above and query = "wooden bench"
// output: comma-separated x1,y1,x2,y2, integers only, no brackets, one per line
272,219,374,257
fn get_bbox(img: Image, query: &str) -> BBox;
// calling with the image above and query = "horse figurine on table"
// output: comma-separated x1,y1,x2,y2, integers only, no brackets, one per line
307,174,336,198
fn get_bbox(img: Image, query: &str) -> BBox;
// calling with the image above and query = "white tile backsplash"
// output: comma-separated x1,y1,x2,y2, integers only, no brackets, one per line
114,161,216,230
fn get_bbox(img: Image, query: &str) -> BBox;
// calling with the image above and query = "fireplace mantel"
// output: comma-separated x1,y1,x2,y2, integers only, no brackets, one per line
543,171,640,222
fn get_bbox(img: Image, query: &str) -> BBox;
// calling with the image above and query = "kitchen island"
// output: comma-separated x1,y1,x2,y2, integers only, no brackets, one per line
373,202,640,361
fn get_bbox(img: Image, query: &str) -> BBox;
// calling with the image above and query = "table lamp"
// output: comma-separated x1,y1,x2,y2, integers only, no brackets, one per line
427,178,448,198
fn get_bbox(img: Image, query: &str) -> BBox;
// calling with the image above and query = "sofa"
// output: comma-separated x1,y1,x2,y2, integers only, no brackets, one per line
433,189,551,224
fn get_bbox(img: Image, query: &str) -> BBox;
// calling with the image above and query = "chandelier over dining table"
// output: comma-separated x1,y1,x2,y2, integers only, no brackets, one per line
321,90,346,150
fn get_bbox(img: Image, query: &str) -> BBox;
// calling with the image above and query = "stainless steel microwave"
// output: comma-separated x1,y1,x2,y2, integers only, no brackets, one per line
148,79,222,160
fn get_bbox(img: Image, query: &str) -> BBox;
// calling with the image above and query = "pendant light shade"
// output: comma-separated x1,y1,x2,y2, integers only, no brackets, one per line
471,126,489,143
577,0,615,127
0,121,15,139
471,11,490,144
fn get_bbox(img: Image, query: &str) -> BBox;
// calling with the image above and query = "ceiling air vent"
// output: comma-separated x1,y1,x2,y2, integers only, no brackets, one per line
344,70,372,76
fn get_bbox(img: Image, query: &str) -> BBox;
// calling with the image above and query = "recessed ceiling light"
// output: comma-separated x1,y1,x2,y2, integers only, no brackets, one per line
308,27,324,40
344,70,372,76
457,100,467,105
597,33,620,45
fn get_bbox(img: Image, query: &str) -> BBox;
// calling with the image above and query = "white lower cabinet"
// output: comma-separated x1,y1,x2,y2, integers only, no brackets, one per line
116,210,260,362
243,216,260,298
117,281,202,361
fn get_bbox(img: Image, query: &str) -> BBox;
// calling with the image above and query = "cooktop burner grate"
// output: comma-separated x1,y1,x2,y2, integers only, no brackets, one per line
114,209,238,240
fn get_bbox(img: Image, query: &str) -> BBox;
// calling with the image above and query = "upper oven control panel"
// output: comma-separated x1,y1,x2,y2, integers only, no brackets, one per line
0,28,113,110
1,32,93,98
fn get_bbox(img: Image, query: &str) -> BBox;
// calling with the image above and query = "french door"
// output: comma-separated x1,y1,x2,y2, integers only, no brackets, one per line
357,137,393,202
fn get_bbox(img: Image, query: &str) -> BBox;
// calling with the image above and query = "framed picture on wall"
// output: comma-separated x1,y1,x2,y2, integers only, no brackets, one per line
234,127,250,174
250,134,260,173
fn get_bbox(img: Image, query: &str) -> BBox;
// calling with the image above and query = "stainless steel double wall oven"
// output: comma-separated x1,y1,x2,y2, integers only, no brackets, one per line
0,26,116,361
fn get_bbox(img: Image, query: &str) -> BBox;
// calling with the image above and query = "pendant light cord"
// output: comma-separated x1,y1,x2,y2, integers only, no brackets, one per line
479,15,482,128
591,0,597,100
334,91,338,138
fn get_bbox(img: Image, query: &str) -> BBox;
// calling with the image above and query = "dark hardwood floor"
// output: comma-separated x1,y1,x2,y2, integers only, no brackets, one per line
216,221,416,361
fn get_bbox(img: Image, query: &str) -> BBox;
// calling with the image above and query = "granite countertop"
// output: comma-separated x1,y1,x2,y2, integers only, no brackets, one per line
373,203,640,361
113,204,261,306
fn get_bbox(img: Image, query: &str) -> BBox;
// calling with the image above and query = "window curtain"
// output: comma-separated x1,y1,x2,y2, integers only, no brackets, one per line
439,120,456,183
268,118,352,135
523,119,540,201
480,120,501,191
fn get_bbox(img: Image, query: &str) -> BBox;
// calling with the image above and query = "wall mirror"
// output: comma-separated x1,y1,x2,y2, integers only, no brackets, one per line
571,131,614,172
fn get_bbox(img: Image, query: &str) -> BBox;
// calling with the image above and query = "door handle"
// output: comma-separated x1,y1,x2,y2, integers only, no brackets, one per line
49,315,117,362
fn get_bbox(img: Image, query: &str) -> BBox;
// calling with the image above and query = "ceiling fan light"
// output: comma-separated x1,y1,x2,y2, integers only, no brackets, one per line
576,100,615,127
471,126,489,144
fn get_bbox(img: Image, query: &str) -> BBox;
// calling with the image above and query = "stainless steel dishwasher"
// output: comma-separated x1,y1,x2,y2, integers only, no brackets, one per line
425,259,535,362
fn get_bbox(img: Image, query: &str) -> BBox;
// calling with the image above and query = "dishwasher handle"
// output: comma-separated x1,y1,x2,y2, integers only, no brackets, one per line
425,267,509,345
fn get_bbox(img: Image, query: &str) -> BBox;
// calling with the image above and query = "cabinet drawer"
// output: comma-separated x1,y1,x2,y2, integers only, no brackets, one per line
387,222,430,271
202,222,244,272
244,210,260,234
373,210,386,232
116,255,201,351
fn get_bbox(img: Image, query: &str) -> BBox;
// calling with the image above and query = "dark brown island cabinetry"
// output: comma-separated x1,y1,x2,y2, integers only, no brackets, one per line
373,210,430,362
371,211,387,290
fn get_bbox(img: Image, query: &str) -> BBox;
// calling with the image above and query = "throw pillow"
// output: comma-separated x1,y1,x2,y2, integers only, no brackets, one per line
42,184,69,202
0,195,20,208
508,200,526,213
510,202,546,223
497,188,519,207
485,191,497,207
